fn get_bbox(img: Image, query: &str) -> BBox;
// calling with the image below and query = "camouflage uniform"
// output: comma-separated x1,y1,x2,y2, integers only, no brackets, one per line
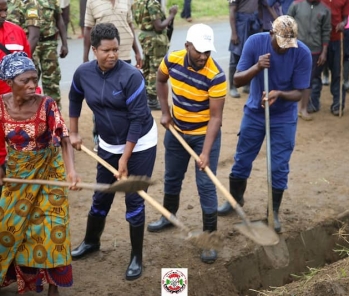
33,0,62,107
7,0,39,33
133,0,169,97
8,0,63,107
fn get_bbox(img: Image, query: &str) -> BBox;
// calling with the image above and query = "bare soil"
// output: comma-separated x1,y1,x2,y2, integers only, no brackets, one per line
2,84,349,296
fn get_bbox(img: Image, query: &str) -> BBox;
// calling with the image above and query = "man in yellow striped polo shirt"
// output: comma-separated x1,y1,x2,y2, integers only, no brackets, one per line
147,23,227,264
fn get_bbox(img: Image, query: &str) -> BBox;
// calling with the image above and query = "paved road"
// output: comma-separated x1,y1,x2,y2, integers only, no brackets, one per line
59,21,230,91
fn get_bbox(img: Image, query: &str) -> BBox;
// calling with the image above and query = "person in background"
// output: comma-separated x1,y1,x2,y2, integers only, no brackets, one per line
321,0,349,116
260,0,282,32
0,51,79,296
217,16,312,233
6,0,41,54
132,0,178,110
343,16,349,91
147,23,227,264
228,0,261,98
61,0,70,38
288,0,331,119
181,0,192,22
69,23,157,281
79,0,87,38
17,0,68,110
0,0,31,95
267,0,294,15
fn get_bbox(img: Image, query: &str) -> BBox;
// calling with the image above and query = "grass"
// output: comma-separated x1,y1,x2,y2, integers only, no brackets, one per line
67,0,229,36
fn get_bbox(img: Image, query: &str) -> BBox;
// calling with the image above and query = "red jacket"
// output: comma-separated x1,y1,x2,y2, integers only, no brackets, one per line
0,21,32,164
0,21,31,95
322,0,349,41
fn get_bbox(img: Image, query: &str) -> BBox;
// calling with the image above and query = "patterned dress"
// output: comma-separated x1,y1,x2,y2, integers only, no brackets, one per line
0,96,73,293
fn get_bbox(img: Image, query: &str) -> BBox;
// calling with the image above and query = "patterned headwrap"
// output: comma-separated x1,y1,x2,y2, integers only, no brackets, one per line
0,52,36,81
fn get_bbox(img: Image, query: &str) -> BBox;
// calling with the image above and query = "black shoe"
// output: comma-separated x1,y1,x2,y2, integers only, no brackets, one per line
331,109,342,116
147,216,173,232
148,101,161,110
200,249,217,264
148,94,161,110
71,214,105,260
125,224,144,281
201,212,218,263
71,241,100,260
273,210,281,233
218,174,247,216
147,194,179,232
217,201,233,216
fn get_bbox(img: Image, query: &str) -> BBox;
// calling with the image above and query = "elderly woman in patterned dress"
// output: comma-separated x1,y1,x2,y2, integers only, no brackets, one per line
0,52,79,296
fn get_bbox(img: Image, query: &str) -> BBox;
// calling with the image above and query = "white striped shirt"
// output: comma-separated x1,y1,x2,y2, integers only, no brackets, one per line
85,0,134,61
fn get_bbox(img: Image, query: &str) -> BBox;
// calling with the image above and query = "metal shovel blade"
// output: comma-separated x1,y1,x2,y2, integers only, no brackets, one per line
233,220,280,246
263,235,290,269
99,175,153,193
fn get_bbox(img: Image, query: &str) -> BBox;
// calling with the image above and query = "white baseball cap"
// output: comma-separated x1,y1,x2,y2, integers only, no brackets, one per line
186,23,216,53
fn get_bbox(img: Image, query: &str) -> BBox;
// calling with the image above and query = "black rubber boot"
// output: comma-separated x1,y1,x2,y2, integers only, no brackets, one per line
217,174,246,216
147,194,179,232
148,94,161,110
271,188,284,233
71,214,106,260
125,224,144,281
200,211,218,264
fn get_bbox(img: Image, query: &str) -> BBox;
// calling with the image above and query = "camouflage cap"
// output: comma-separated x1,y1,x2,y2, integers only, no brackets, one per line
272,15,298,49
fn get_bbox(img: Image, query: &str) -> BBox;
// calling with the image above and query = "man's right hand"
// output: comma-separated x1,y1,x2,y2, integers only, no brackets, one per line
160,113,173,129
257,53,271,71
231,32,239,45
169,5,178,16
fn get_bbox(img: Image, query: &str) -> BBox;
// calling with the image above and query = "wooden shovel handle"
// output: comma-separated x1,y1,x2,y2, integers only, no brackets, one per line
80,144,188,230
81,145,117,174
2,177,104,191
168,125,239,210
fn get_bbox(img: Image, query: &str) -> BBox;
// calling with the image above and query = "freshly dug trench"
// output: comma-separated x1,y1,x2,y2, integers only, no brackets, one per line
225,210,349,295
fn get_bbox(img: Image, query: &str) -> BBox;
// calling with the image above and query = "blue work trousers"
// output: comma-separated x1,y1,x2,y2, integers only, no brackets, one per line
163,129,221,214
231,114,297,190
89,145,156,226
327,40,346,112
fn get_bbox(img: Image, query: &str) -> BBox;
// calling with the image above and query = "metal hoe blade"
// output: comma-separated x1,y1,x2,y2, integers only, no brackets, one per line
100,175,153,193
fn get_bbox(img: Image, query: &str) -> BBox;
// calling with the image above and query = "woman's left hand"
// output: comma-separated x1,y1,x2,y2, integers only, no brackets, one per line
67,171,82,191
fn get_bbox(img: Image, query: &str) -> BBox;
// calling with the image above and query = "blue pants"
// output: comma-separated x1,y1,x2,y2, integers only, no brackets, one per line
231,114,296,190
180,0,192,18
327,40,346,111
308,54,324,112
89,145,156,226
163,129,221,214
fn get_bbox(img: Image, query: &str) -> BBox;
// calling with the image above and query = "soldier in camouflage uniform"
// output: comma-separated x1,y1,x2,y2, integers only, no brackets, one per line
132,0,178,110
8,0,68,109
7,0,40,54
33,0,68,109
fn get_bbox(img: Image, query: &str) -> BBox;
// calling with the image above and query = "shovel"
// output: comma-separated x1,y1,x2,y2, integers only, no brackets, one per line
262,68,290,268
2,176,151,193
80,144,223,250
168,125,279,246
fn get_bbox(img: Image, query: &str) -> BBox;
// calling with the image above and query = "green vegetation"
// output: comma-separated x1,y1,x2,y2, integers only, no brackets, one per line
68,0,229,36
166,0,229,20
